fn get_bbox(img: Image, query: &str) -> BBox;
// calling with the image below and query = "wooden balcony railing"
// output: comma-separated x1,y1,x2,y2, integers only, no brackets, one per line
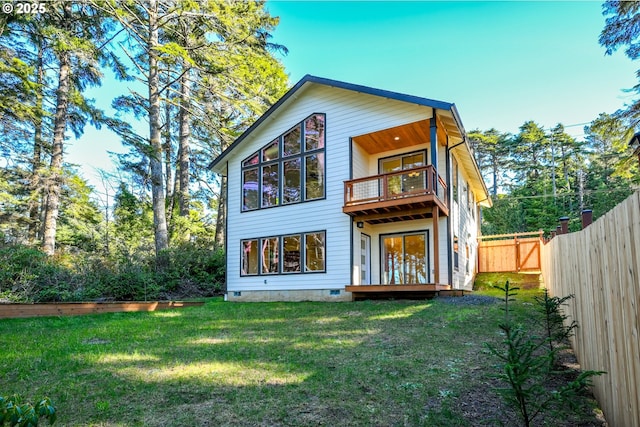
344,165,448,209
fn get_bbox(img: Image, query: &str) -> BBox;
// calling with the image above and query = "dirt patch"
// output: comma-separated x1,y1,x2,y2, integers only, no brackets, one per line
450,346,607,426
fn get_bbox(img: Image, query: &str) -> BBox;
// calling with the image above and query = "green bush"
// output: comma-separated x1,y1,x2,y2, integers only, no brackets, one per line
99,264,159,301
0,395,56,426
0,246,72,302
0,243,225,302
156,244,225,297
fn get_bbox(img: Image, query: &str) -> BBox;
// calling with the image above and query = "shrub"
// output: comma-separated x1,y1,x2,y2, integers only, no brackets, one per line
0,395,56,426
0,243,225,302
0,246,72,302
535,288,578,364
156,244,225,297
485,282,604,427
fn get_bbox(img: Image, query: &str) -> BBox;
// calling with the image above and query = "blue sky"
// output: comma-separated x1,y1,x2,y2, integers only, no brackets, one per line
69,1,638,187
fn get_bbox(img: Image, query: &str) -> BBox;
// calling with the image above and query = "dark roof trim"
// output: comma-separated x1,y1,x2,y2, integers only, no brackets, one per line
311,75,454,111
208,74,456,171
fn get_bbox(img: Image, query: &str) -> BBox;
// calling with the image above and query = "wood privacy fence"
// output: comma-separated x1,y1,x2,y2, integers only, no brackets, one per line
541,191,640,427
477,231,543,273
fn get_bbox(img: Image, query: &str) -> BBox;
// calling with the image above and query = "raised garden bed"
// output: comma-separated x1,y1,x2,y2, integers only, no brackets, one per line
0,301,204,319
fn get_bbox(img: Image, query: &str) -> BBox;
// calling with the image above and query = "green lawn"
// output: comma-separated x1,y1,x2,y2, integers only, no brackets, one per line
0,287,604,426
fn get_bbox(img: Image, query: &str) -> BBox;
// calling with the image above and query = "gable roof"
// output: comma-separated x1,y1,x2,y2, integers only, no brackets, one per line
209,74,459,171
208,74,491,207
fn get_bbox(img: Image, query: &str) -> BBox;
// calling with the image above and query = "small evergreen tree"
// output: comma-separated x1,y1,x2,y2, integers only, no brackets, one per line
486,282,604,427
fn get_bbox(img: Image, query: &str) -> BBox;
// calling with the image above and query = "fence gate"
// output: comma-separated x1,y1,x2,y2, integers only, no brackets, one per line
477,231,543,273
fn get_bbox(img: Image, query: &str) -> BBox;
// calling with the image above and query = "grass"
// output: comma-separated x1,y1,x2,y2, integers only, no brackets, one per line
0,284,604,426
474,272,544,291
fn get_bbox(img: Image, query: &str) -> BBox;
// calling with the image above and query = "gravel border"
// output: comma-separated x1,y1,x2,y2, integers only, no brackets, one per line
435,294,501,306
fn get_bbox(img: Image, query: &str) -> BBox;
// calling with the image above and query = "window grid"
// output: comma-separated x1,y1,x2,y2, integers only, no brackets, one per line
240,231,326,277
241,113,325,212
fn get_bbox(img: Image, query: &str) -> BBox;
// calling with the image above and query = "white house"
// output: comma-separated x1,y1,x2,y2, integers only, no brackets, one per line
209,75,491,302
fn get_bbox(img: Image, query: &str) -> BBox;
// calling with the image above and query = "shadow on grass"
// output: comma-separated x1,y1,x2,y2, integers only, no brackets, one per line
0,295,601,426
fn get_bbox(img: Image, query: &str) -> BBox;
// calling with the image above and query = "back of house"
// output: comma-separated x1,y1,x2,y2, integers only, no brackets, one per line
210,75,491,302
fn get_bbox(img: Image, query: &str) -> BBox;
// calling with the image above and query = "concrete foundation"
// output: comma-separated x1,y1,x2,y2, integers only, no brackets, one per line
225,289,353,302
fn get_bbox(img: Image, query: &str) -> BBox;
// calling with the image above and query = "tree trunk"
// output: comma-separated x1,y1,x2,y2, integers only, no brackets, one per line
492,155,498,196
178,66,190,220
215,175,227,248
148,0,169,257
42,7,72,256
28,39,44,244
164,100,174,225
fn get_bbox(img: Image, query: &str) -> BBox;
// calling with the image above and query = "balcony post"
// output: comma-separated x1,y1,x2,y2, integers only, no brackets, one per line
432,205,440,284
382,174,388,201
430,111,438,173
345,182,350,205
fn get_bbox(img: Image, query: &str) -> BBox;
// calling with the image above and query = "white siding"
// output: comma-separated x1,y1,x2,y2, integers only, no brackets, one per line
451,156,480,290
352,219,436,285
437,145,450,285
347,111,456,286
226,84,438,293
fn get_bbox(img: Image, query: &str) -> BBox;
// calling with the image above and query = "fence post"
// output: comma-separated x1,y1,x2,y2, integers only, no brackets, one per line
581,209,593,229
559,216,569,234
515,235,520,272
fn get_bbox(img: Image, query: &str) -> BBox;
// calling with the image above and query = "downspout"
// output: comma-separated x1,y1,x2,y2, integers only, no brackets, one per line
445,139,453,287
223,161,229,299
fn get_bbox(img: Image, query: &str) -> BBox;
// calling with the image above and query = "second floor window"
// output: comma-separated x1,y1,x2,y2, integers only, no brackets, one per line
242,113,326,211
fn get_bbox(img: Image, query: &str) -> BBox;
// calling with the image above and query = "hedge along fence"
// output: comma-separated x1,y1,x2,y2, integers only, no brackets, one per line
541,190,640,427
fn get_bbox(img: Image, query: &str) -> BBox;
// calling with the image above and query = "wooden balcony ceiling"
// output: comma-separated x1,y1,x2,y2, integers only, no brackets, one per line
344,196,449,224
353,119,431,154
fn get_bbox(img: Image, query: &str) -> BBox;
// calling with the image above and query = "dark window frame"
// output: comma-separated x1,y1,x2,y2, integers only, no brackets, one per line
379,229,431,284
241,239,259,276
377,149,428,174
240,113,326,212
239,230,327,277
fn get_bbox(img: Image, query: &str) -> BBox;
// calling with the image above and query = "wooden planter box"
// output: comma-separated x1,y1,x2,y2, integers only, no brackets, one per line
0,301,204,319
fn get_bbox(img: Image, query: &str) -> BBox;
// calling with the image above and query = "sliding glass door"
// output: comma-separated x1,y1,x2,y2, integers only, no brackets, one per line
379,151,426,196
382,232,429,284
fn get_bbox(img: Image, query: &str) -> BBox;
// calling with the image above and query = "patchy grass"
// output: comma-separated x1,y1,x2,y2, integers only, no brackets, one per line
474,272,543,292
0,287,604,426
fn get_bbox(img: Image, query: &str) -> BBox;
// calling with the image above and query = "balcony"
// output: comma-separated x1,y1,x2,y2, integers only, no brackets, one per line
343,165,448,224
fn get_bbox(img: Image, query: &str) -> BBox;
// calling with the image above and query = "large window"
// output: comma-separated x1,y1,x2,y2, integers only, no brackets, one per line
241,240,259,275
382,231,429,284
241,231,326,276
241,113,325,212
261,237,279,274
379,150,427,196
